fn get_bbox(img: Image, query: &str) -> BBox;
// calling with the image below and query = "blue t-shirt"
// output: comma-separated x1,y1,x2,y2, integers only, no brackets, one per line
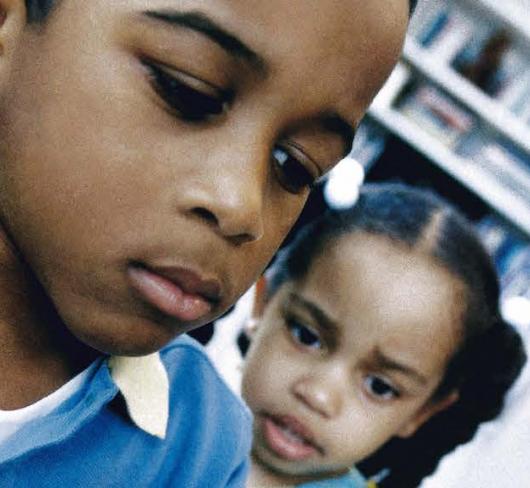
0,335,252,487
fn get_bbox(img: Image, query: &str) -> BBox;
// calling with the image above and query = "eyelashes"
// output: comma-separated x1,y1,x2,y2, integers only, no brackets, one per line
272,148,316,194
142,58,231,122
363,375,400,401
143,58,318,194
286,318,322,349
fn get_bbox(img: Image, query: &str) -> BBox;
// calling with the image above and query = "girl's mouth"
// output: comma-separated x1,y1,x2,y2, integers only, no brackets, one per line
262,414,322,461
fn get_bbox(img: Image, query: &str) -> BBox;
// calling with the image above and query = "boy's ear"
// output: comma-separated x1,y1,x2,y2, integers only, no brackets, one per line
244,275,268,338
0,0,26,73
396,390,459,439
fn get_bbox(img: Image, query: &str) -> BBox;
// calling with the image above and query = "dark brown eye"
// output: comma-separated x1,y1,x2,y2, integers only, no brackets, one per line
143,60,229,122
287,319,322,349
272,147,316,194
364,376,399,400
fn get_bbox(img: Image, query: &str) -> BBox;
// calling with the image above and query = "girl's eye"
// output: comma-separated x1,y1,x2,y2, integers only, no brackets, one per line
363,375,400,401
273,148,316,194
143,60,229,122
287,319,322,349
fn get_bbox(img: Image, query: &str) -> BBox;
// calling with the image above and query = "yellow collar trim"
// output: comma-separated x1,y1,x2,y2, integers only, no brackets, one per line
108,352,169,439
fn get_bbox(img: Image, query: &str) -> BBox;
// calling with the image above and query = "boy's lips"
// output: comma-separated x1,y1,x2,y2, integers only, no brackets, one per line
262,414,322,461
126,263,221,322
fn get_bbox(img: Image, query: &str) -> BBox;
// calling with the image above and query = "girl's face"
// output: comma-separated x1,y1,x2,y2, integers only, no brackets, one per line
0,0,408,355
242,233,463,483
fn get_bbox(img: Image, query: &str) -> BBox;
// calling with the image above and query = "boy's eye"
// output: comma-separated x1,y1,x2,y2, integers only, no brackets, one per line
287,319,322,349
272,148,317,194
363,375,400,401
143,59,229,122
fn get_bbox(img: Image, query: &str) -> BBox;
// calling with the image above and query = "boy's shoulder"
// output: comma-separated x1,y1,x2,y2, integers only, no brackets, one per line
0,334,252,486
160,333,251,421
155,334,252,485
108,332,251,440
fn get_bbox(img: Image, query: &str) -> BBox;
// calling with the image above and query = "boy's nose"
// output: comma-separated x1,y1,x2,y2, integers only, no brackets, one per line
292,374,343,419
180,145,267,245
186,185,264,245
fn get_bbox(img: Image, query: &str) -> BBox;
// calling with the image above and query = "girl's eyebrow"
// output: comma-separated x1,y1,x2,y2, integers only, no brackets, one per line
373,348,428,386
289,293,339,337
141,9,268,75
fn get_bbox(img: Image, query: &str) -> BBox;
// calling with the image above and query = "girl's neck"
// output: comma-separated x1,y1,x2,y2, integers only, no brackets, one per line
248,457,294,488
0,229,98,410
248,451,350,487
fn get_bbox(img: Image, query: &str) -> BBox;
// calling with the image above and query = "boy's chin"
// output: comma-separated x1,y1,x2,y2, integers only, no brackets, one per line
67,314,200,357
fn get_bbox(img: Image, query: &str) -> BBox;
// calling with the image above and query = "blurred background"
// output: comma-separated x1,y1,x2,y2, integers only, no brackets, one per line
351,0,530,329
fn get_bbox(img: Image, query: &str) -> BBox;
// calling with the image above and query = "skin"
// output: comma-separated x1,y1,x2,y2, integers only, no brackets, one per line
0,0,408,408
242,233,463,487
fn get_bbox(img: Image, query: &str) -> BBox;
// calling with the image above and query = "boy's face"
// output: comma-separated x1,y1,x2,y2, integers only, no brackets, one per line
242,233,462,482
0,0,408,355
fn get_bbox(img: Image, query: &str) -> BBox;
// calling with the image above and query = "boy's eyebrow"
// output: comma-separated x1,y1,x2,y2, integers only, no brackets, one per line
373,348,428,385
141,10,267,75
140,10,354,154
289,293,339,336
321,113,356,158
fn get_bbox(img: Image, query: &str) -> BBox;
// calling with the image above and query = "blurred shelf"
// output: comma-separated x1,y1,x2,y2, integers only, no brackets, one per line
367,103,530,237
470,0,530,44
402,39,530,154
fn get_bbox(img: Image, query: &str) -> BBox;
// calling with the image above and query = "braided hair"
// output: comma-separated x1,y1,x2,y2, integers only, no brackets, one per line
361,318,525,487
24,0,56,23
267,182,526,487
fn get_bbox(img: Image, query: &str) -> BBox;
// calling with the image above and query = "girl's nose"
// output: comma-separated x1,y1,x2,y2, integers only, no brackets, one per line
292,374,343,419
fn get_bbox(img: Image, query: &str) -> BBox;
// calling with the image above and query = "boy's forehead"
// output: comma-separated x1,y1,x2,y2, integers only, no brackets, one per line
15,0,409,179
47,0,407,121
170,0,407,97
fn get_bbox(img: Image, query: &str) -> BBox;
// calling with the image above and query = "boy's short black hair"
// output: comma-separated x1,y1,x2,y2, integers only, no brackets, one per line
25,0,419,23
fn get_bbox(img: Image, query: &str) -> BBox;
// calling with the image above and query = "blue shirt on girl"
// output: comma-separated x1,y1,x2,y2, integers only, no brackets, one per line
299,468,367,487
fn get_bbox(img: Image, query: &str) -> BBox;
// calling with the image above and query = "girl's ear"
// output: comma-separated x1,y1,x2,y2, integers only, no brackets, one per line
244,275,268,338
397,390,459,439
0,0,26,84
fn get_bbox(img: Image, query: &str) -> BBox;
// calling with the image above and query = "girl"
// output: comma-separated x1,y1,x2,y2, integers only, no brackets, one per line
241,183,526,487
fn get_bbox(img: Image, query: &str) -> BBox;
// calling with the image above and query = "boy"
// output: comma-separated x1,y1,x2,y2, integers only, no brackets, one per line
0,0,412,485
